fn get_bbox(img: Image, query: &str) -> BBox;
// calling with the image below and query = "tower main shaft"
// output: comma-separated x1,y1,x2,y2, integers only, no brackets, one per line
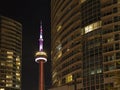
35,22,47,90
39,61,44,90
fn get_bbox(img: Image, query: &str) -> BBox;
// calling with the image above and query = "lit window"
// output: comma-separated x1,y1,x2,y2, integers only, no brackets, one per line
6,84,12,87
81,0,86,3
67,48,70,52
57,51,62,59
84,21,102,34
7,56,13,59
53,79,57,84
6,75,12,79
66,74,73,83
107,37,114,42
97,68,102,73
57,25,62,32
6,63,13,67
16,62,20,65
6,59,13,62
16,85,20,88
17,66,20,69
56,44,62,51
16,77,20,81
16,56,20,61
88,24,93,31
0,88,5,90
16,72,20,76
52,72,57,78
7,51,13,55
85,26,89,33
1,62,5,66
91,70,95,75
95,22,99,29
1,80,5,82
6,80,12,83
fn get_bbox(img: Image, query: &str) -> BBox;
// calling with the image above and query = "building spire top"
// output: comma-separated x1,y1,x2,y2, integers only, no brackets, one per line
39,21,43,51
40,21,42,30
40,21,43,35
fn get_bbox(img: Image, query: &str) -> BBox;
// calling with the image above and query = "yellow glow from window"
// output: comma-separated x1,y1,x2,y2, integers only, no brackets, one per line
6,63,13,67
52,72,57,78
16,62,20,65
0,88,5,90
57,52,62,59
66,74,73,83
84,21,101,34
81,0,86,3
6,84,12,87
1,62,5,66
56,44,62,51
94,22,99,29
6,60,13,62
16,85,20,88
17,66,20,69
53,79,57,84
57,25,62,32
89,25,93,30
16,77,20,81
16,56,20,61
107,37,114,42
6,75,12,79
7,56,13,59
97,68,102,73
91,70,95,75
16,72,20,76
7,51,13,55
6,80,12,83
85,26,90,33
0,80,5,83
67,48,70,52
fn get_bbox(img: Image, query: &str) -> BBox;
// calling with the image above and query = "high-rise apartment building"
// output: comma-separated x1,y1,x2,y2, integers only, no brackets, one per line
0,16,22,90
50,0,120,90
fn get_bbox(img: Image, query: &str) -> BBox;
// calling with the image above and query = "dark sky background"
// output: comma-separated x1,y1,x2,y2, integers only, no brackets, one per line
0,0,51,90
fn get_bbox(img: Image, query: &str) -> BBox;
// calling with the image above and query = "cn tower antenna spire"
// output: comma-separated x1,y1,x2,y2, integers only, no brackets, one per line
40,21,42,33
39,21,43,51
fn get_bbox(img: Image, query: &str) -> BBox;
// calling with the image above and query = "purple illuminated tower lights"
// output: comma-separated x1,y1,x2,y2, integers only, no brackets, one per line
35,22,47,90
39,22,43,51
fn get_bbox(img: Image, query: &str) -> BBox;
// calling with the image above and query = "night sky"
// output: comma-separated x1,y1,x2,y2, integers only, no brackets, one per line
0,0,51,90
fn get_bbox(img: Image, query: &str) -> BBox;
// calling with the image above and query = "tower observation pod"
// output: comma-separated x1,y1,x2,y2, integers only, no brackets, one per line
35,22,47,90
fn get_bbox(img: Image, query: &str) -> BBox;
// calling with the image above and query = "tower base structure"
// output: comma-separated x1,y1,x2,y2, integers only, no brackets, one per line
35,51,47,90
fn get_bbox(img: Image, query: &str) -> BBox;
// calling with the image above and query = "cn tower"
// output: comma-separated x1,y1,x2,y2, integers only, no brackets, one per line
35,22,47,90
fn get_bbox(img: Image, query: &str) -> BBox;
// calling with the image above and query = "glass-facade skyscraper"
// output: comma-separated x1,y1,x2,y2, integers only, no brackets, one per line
50,0,120,90
0,16,22,90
